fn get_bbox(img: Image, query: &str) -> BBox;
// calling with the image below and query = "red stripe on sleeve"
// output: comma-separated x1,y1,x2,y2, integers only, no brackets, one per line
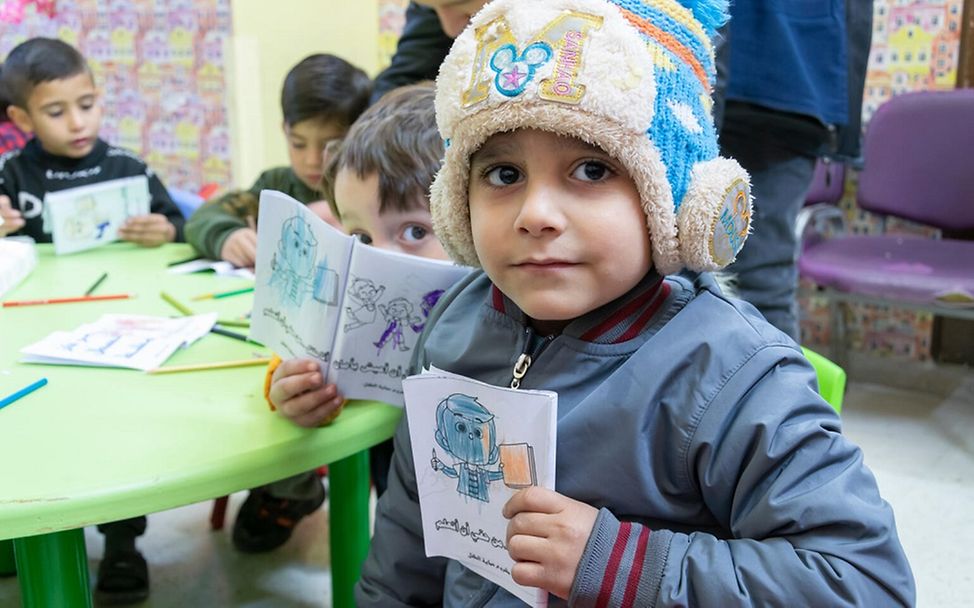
620,526,651,607
596,521,632,608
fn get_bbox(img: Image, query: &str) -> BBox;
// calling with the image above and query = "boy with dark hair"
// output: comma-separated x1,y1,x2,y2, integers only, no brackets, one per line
353,1,915,606
213,53,373,554
0,36,184,605
0,38,183,246
185,53,371,268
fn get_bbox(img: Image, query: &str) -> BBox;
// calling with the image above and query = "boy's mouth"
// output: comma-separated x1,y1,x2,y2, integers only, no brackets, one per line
70,137,91,149
514,259,577,270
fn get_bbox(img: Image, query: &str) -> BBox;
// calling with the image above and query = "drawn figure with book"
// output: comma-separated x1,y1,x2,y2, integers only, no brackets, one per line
431,393,507,503
269,214,319,306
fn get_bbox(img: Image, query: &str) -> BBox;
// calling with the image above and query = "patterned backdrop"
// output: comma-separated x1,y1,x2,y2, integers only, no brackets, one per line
1,0,234,193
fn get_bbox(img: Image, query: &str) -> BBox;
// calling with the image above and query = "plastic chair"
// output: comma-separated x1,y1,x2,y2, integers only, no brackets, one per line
802,347,845,413
798,89,974,368
795,158,846,242
168,183,219,219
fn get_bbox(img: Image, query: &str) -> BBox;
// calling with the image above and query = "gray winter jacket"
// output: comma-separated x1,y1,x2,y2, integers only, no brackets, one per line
356,270,915,607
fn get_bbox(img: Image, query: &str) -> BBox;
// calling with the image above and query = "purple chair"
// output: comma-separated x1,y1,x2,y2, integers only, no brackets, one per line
795,158,847,242
798,89,974,367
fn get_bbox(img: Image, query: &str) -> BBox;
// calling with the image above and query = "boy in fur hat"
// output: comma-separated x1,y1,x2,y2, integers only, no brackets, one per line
351,0,916,605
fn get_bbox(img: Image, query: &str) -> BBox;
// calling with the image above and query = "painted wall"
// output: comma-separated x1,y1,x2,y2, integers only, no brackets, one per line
228,0,381,188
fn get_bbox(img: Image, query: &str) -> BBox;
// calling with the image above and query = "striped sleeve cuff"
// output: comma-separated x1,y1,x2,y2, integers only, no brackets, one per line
569,508,673,608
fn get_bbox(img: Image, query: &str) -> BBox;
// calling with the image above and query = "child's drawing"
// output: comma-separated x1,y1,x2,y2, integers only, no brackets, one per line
374,297,423,353
430,393,506,503
61,197,111,241
313,259,340,305
45,175,150,254
269,214,319,306
343,277,385,332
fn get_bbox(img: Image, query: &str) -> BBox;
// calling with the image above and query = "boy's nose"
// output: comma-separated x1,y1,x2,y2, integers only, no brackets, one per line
67,109,85,131
514,181,565,236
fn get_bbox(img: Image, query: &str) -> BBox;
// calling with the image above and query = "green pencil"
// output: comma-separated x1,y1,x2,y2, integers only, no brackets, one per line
160,291,194,316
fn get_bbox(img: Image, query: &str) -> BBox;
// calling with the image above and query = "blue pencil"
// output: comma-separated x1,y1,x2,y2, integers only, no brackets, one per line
0,378,48,410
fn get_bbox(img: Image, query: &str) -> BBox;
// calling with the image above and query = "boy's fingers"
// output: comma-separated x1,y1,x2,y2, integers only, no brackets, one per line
503,486,558,518
275,358,320,379
506,533,549,564
510,561,547,589
274,371,323,402
506,511,550,541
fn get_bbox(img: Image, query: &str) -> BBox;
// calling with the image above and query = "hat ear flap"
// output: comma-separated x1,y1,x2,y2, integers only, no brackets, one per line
677,157,751,271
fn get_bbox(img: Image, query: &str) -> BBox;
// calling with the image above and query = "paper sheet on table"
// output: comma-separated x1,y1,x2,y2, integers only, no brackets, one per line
167,258,256,280
20,313,217,371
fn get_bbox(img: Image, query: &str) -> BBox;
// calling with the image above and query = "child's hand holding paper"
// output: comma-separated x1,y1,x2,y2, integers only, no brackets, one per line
269,357,345,427
119,213,176,247
0,195,26,237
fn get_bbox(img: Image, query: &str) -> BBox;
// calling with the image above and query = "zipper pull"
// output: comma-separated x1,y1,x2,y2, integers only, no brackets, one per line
510,353,532,389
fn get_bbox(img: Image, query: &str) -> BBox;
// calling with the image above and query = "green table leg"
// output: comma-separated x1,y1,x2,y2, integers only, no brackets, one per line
13,529,92,608
0,539,15,576
328,449,371,608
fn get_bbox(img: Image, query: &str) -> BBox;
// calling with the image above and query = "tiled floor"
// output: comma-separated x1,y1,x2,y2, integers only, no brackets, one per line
2,357,972,607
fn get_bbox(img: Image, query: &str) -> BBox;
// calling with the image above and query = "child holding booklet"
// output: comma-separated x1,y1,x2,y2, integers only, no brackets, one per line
242,83,455,552
355,1,916,606
0,38,183,247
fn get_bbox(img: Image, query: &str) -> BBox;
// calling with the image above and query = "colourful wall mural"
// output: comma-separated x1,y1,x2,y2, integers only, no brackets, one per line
1,0,234,193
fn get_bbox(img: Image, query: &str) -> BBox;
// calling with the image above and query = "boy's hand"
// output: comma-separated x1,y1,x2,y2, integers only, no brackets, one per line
503,487,599,600
119,213,176,247
269,357,345,427
0,195,26,237
220,227,258,268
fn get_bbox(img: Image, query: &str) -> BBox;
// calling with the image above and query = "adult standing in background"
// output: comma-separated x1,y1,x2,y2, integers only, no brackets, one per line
716,0,873,341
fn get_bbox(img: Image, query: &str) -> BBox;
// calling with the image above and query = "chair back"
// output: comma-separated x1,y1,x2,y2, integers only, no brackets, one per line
857,89,974,232
802,347,845,414
805,159,845,207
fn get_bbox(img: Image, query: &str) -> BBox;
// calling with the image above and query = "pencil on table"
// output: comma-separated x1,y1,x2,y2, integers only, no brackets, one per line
160,291,194,316
147,357,272,374
192,286,255,301
2,294,132,308
84,272,108,296
0,378,48,410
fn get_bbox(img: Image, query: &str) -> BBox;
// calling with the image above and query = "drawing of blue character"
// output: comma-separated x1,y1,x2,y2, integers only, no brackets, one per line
343,278,385,331
269,214,318,306
430,393,504,503
374,297,422,353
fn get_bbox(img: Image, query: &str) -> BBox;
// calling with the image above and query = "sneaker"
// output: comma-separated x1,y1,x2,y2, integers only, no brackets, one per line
231,484,326,553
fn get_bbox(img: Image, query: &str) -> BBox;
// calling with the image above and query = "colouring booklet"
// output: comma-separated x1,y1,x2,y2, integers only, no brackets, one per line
20,313,217,371
249,190,469,406
402,367,558,607
44,176,151,255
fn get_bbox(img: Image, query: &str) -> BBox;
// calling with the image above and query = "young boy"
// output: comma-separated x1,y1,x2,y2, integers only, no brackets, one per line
354,1,916,606
237,83,450,553
0,37,184,604
0,38,183,246
185,53,371,267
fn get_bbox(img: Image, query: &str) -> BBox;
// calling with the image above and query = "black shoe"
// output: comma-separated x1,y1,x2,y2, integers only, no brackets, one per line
232,484,326,553
94,548,149,605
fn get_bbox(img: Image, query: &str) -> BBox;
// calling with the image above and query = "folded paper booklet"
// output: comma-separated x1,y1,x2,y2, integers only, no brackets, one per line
403,367,558,608
0,237,37,299
20,313,217,371
249,190,470,406
43,175,150,255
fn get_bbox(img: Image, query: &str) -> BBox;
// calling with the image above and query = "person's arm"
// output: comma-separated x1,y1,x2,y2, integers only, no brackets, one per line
569,346,915,607
370,3,454,104
184,173,271,259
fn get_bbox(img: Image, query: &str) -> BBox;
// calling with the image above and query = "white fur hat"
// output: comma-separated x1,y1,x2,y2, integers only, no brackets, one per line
430,0,751,275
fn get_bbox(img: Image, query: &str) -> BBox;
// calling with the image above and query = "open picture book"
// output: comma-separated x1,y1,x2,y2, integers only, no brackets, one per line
249,190,470,406
43,175,151,255
403,367,558,607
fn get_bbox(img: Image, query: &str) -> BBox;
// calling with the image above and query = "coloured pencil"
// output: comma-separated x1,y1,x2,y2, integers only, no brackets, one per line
146,357,272,374
210,325,259,344
84,272,108,296
2,293,132,308
167,254,203,267
192,286,255,301
160,291,194,316
0,378,48,410
216,318,250,328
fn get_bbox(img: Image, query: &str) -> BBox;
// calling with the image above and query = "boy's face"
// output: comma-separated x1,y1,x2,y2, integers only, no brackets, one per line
283,119,346,191
468,129,652,335
334,167,448,261
8,72,102,158
413,0,488,38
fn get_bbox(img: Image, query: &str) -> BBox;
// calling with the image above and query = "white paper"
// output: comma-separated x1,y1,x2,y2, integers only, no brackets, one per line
44,176,151,255
403,368,557,607
0,237,37,298
249,190,469,406
168,258,256,280
20,313,217,371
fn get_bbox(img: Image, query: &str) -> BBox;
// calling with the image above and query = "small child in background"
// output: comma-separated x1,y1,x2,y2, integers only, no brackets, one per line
185,53,371,268
0,37,185,604
0,63,31,154
236,83,451,553
355,1,915,606
0,38,183,246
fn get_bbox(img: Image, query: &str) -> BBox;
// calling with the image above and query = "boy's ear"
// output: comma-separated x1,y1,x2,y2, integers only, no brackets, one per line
6,105,34,134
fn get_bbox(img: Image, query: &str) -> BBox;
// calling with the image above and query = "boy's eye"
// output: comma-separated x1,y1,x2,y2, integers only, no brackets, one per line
572,161,612,182
47,110,64,118
353,232,373,245
485,165,521,187
402,224,429,242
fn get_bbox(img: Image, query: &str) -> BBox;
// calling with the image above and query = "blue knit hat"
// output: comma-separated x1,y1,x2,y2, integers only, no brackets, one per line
430,0,752,274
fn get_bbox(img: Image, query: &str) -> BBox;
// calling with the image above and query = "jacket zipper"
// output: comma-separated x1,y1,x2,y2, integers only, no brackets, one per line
510,327,553,389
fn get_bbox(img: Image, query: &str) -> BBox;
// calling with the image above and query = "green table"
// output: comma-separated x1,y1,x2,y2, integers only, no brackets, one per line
0,243,402,607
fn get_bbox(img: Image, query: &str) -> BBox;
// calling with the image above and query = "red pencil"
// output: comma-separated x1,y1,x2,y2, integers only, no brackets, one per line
2,293,134,308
